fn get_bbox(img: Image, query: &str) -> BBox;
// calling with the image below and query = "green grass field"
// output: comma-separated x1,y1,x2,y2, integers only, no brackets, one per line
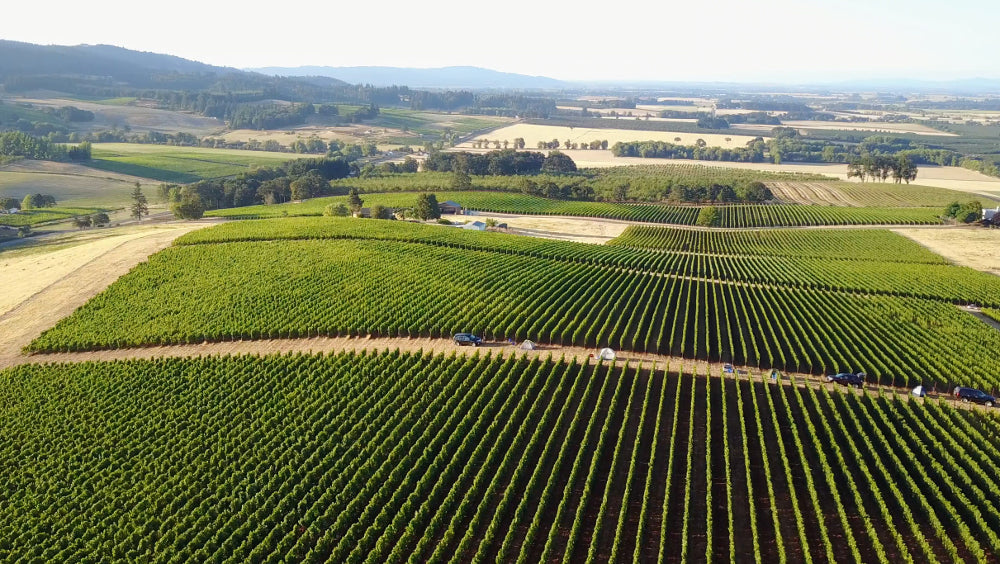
87,144,304,183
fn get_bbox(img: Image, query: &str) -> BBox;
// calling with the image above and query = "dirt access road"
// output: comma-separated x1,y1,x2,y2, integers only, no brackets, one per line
0,221,214,368
10,333,977,411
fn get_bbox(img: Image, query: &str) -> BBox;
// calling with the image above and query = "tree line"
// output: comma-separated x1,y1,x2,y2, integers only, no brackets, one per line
330,165,778,206
534,139,609,151
0,131,90,161
612,139,767,162
423,149,578,176
846,155,918,183
612,128,954,172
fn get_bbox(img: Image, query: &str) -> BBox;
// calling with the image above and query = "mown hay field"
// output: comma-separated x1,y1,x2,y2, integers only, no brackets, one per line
461,123,762,151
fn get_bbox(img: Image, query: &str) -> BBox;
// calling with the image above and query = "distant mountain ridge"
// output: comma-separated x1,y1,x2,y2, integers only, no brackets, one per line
0,40,237,79
0,41,349,99
248,65,568,90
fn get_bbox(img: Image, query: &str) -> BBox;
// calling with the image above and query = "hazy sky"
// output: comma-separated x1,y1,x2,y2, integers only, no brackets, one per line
3,0,997,82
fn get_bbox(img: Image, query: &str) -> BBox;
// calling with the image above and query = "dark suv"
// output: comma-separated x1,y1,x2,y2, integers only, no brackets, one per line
453,333,483,347
953,387,996,407
827,372,865,388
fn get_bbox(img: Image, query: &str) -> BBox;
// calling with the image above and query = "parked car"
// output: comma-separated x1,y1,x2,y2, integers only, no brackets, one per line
453,333,483,347
953,386,996,407
722,363,735,374
827,372,865,388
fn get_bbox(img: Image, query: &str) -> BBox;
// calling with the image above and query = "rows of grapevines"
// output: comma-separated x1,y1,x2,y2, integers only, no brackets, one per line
207,190,941,226
176,218,1000,306
716,204,940,227
28,239,1000,390
607,225,947,264
4,354,1000,561
981,308,1000,324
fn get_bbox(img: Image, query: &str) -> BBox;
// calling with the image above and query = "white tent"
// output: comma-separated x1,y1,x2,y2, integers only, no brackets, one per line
597,348,617,361
912,385,925,397
518,340,537,350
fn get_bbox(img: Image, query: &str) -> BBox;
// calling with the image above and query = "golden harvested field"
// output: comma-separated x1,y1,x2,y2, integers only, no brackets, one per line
597,116,699,123
560,154,1000,195
462,123,762,150
465,212,630,244
894,227,1000,276
5,96,226,136
560,104,772,117
221,124,385,145
557,106,659,117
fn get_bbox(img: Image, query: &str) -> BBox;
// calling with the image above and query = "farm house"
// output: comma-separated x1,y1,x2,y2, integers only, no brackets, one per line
439,200,463,214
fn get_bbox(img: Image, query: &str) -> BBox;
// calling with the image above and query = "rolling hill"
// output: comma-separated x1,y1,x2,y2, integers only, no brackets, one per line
249,65,568,90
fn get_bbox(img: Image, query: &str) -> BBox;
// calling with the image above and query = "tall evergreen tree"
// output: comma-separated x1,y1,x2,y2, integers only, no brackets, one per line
130,183,149,221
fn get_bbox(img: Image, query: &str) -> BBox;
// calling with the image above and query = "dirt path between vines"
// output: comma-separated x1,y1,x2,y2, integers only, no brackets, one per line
6,334,979,411
0,221,213,369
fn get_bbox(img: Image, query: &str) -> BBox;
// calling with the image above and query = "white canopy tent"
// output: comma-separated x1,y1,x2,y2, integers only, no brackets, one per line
519,340,537,350
597,348,617,361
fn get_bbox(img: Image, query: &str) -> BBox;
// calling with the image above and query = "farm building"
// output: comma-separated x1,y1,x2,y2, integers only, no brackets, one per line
439,201,462,214
462,221,487,231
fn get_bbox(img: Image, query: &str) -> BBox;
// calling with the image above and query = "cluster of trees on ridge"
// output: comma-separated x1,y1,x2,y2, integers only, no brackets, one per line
162,156,353,218
0,193,58,210
534,139,610,150
72,212,111,229
320,190,446,222
422,149,578,176
333,151,776,205
0,131,91,161
846,154,918,183
943,200,984,224
612,139,767,162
